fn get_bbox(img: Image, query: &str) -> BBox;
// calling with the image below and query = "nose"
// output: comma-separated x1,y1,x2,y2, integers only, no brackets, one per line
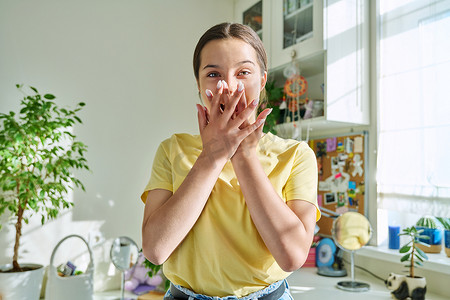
223,76,238,93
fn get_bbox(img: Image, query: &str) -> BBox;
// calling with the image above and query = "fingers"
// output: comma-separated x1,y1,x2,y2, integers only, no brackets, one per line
207,80,224,119
254,107,273,135
231,97,259,128
256,108,273,124
205,106,210,123
206,80,242,121
235,82,247,116
222,80,229,95
205,88,214,117
196,104,207,134
223,81,245,120
239,108,272,138
204,81,264,132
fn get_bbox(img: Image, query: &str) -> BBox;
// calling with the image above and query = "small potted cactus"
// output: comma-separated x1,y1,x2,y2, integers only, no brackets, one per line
415,215,443,253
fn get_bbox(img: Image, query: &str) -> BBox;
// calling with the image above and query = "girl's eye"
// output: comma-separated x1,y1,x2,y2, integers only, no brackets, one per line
207,72,220,78
238,70,250,76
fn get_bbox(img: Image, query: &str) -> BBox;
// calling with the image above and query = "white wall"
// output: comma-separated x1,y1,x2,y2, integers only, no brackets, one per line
0,0,234,267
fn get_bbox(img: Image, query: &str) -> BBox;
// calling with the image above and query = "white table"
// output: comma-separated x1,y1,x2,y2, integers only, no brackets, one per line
287,268,448,300
91,268,448,300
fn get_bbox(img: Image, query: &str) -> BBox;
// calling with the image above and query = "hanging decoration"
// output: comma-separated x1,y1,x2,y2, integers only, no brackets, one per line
282,61,309,128
275,50,312,141
284,74,308,98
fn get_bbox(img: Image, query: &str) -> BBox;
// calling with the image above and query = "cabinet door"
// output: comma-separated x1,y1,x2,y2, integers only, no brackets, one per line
324,0,369,124
270,0,324,68
234,0,272,68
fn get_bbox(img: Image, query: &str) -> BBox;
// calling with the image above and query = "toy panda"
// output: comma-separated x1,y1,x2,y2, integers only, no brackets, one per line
385,273,427,300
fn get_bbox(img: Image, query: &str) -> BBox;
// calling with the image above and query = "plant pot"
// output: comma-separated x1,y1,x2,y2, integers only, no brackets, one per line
386,273,427,300
405,276,427,300
445,229,450,257
0,263,44,300
416,226,442,253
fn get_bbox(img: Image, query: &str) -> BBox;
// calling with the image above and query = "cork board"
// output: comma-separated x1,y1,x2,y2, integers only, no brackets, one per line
308,132,368,236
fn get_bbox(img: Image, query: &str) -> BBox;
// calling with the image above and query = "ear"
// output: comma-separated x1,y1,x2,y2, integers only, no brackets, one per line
260,71,267,92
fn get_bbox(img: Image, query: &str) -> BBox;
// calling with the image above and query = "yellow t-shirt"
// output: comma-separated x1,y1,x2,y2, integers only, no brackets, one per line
141,133,319,297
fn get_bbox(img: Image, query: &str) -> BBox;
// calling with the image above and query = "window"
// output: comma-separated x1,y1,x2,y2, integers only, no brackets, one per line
377,0,450,223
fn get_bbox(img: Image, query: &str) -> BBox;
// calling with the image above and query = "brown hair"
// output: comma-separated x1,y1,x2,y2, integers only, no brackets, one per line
193,23,267,104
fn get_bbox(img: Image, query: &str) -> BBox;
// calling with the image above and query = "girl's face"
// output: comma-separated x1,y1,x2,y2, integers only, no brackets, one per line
197,38,267,122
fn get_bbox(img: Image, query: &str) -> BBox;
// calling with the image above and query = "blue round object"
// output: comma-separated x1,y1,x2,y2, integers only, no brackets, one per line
316,238,336,267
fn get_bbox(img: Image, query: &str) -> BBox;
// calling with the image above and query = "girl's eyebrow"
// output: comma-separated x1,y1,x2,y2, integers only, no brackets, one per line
203,64,219,70
202,60,255,70
236,60,255,66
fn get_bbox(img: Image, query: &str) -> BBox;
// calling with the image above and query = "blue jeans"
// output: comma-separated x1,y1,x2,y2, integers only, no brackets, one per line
164,279,293,300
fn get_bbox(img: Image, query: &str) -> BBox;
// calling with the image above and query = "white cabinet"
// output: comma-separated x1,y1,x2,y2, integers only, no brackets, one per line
270,0,324,68
234,0,272,67
234,0,370,136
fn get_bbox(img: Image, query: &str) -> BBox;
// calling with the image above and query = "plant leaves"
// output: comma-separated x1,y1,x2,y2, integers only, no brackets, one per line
399,245,411,253
414,253,424,262
415,247,428,260
400,253,410,262
417,241,430,247
14,133,23,142
1,84,90,264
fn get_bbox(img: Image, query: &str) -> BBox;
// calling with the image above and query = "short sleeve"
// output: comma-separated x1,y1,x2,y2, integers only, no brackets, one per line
284,142,320,221
140,142,173,203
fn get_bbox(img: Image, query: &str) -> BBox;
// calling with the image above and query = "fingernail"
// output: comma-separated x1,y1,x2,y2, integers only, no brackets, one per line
205,89,213,97
257,118,265,127
268,108,273,114
222,80,229,89
237,81,244,92
252,98,260,107
217,81,222,89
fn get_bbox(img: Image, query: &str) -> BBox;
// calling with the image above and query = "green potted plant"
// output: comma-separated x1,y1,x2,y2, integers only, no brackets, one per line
386,226,429,300
399,226,429,279
0,85,89,300
436,217,450,257
415,215,443,253
261,80,284,134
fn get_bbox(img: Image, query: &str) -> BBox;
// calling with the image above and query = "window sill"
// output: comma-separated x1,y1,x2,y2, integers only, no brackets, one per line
358,245,450,275
350,245,450,297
